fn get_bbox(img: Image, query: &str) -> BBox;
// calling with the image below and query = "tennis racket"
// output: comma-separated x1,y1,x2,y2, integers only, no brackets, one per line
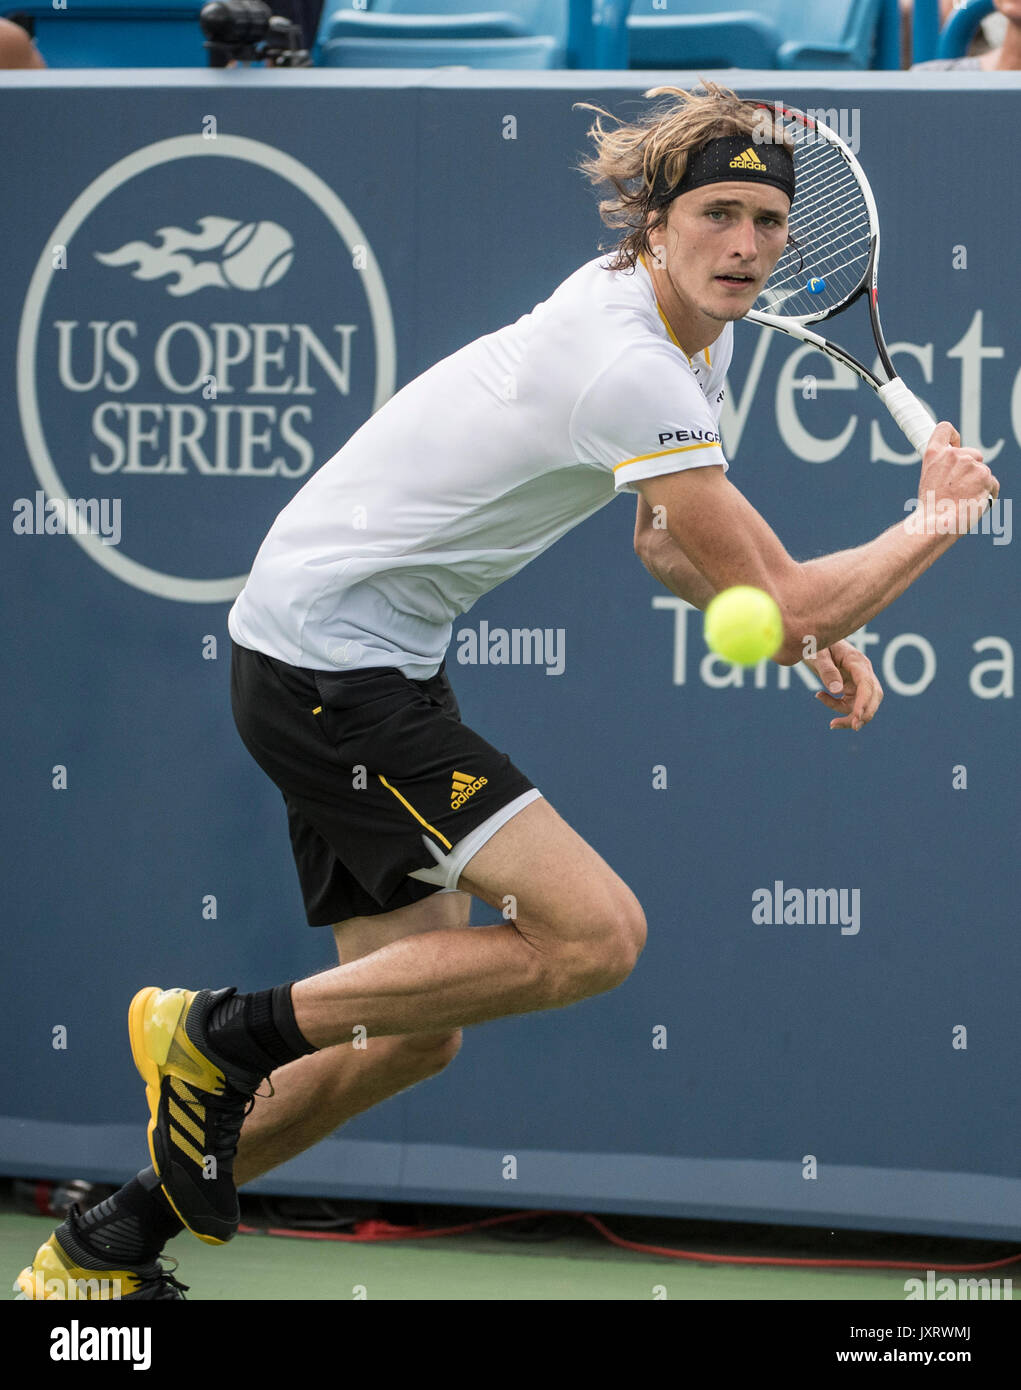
745,102,936,455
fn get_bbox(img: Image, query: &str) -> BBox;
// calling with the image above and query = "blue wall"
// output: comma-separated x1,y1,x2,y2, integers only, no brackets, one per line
1,70,1018,1239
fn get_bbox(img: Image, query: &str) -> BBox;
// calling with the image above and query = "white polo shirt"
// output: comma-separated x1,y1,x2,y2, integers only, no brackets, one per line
228,251,732,679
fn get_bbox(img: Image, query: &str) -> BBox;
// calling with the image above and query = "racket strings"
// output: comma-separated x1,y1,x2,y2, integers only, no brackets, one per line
755,126,871,318
772,200,868,301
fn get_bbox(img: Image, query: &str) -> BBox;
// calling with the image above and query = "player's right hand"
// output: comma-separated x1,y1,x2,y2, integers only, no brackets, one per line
917,421,999,534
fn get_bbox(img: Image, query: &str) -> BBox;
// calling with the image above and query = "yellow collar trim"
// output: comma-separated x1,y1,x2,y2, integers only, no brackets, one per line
638,253,710,367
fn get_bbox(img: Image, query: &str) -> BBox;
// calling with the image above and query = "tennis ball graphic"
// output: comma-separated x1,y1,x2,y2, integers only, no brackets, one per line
704,586,784,666
221,221,294,290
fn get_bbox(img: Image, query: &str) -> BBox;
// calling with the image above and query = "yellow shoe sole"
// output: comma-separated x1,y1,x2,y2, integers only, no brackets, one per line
15,1233,142,1300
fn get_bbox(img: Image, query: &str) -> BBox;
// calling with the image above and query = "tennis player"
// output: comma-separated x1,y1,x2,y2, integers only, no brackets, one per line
18,82,996,1299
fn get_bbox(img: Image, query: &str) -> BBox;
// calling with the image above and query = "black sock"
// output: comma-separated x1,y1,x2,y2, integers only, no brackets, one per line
73,1168,183,1267
206,983,317,1076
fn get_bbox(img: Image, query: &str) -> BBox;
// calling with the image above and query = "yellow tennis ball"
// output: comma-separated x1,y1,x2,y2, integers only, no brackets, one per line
704,586,784,666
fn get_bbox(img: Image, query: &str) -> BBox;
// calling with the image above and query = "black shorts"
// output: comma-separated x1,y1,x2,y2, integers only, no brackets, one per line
229,638,539,925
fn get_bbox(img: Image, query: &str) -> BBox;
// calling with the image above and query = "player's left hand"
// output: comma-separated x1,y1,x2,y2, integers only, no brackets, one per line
805,641,883,732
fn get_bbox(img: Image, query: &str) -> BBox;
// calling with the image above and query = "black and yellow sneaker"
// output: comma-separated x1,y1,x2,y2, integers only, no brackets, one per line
15,1209,188,1301
128,986,266,1247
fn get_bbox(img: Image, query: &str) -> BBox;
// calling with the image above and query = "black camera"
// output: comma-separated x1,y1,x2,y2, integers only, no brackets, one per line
200,1,312,67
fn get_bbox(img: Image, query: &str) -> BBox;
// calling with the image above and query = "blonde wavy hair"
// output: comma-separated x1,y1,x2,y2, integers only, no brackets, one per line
575,82,788,273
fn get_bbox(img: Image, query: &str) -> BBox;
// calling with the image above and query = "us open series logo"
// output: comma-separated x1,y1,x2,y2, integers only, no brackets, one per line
17,135,396,601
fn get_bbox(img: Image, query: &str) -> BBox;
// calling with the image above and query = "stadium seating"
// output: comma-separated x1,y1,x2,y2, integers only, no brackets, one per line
626,0,884,71
315,0,569,67
9,1,207,68
936,0,994,59
318,33,561,65
3,0,921,70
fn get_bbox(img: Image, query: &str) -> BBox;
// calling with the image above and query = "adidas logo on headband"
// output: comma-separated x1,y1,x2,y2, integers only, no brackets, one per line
729,147,768,172
652,134,795,206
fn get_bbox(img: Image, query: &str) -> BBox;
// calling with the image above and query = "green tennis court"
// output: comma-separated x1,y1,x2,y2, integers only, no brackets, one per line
6,1199,1017,1301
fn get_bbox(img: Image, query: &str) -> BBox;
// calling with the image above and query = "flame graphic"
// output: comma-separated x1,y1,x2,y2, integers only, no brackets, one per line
95,216,294,296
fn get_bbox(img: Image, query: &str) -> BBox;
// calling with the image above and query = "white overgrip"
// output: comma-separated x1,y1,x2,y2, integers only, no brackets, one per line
877,378,937,455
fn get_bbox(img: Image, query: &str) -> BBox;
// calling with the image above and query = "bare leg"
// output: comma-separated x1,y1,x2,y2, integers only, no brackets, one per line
289,798,647,1048
234,892,468,1186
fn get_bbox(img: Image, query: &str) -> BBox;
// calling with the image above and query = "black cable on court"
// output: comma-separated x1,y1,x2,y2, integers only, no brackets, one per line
237,1201,1021,1274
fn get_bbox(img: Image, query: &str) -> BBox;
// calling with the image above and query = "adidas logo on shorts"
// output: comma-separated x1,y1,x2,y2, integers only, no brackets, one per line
451,770,488,809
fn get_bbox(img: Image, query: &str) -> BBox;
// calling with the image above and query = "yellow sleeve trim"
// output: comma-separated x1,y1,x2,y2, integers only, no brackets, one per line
613,440,721,472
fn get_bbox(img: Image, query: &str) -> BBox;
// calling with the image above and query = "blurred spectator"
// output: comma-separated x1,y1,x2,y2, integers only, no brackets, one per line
272,0,325,50
0,14,45,67
913,0,1020,69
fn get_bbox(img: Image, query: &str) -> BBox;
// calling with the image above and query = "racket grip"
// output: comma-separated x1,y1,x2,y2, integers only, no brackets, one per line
877,379,936,455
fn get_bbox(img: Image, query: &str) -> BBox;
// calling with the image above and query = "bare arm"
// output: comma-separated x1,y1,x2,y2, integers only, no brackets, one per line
633,496,717,611
634,424,996,666
634,490,890,729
